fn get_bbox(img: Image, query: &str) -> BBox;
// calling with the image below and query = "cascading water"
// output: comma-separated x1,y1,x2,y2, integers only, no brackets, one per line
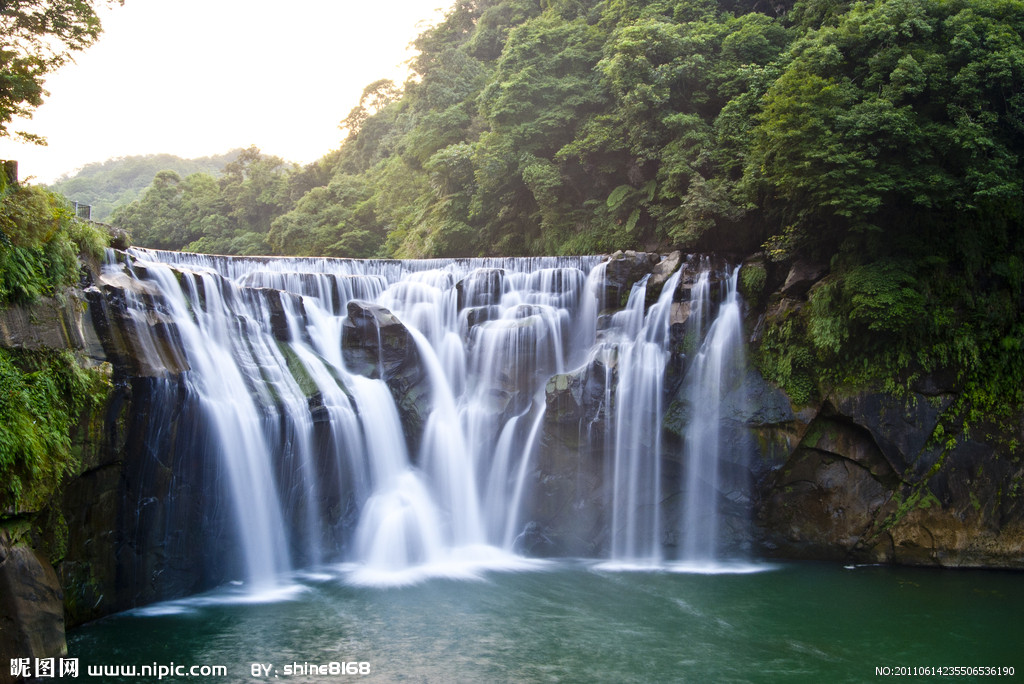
678,266,746,567
105,248,747,589
603,268,682,565
117,258,294,587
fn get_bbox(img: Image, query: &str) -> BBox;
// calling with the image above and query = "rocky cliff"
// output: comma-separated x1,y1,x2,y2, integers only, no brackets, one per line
1,289,109,675
749,255,1024,567
1,259,237,673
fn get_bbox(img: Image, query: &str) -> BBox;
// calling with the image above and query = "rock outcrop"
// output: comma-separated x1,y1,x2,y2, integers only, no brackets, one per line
0,531,66,682
755,391,1024,567
599,250,660,311
532,357,614,556
342,300,431,456
746,257,1024,568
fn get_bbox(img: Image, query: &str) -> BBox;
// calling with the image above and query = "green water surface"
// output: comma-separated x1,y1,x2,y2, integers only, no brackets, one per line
67,561,1022,683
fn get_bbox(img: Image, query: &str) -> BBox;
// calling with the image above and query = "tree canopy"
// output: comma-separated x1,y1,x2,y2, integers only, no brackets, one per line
1,0,121,143
48,150,241,221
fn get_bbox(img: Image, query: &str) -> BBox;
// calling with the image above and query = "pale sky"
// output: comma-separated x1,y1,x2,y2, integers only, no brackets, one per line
0,0,446,184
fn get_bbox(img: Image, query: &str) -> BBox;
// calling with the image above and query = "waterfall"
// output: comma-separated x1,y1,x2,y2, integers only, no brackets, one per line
114,257,293,588
679,266,745,566
107,248,747,588
605,269,682,565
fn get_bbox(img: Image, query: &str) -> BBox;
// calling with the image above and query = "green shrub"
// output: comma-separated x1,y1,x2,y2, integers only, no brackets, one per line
0,185,66,247
0,183,108,305
755,246,1024,436
756,311,816,406
0,349,110,512
738,261,767,301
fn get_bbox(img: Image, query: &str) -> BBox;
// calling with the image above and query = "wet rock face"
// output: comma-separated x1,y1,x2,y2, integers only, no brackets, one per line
646,250,683,306
58,377,238,627
545,357,612,430
528,358,614,557
86,274,190,377
754,390,1024,568
734,254,1024,569
251,288,305,344
757,417,898,561
600,251,660,311
469,309,566,417
0,534,67,670
455,268,505,309
0,292,88,352
341,300,430,457
342,300,419,379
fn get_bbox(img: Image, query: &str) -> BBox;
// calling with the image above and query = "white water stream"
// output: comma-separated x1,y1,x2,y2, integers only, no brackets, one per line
107,249,746,587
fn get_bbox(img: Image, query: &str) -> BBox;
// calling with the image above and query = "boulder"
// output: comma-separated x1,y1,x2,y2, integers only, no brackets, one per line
600,251,659,311
511,521,557,557
342,300,430,456
455,268,505,309
645,250,683,305
0,531,66,673
779,260,827,298
460,305,500,335
545,355,613,431
342,301,418,379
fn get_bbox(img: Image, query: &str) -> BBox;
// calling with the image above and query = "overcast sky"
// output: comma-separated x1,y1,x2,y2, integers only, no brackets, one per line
0,0,445,184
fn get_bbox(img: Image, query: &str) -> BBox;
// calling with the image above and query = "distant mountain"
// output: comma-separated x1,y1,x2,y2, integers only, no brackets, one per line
48,150,243,221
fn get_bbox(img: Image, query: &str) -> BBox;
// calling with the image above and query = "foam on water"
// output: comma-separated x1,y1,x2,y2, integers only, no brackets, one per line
128,582,310,616
663,560,778,575
341,546,549,588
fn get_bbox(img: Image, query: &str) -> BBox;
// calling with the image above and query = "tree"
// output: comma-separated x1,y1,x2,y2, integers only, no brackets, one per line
340,79,402,138
48,149,241,221
473,10,608,254
268,174,381,257
218,145,295,236
109,170,189,250
1,0,121,143
748,0,1024,422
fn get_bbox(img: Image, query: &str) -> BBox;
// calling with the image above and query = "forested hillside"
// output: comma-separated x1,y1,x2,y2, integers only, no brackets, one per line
48,151,241,221
109,0,1023,427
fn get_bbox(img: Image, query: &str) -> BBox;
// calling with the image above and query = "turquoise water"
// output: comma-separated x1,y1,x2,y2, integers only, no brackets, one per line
68,561,1022,683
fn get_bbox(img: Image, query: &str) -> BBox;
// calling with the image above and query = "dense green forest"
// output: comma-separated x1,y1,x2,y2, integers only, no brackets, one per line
48,151,241,221
111,0,1024,261
110,145,334,254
